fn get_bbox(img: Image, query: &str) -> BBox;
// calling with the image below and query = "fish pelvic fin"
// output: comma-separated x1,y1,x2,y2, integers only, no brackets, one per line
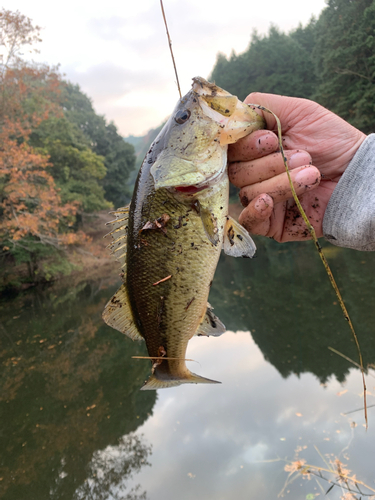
223,215,256,258
140,370,221,391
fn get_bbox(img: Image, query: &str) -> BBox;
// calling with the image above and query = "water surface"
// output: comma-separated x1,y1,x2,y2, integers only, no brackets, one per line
1,238,375,499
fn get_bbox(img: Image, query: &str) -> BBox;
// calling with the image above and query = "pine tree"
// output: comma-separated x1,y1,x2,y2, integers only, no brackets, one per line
314,0,375,133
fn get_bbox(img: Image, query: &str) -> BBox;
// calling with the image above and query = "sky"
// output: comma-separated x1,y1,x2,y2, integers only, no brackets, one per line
95,331,372,500
3,0,327,137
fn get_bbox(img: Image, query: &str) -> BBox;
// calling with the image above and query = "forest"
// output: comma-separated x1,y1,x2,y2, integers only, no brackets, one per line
0,9,136,290
210,0,375,134
1,0,375,291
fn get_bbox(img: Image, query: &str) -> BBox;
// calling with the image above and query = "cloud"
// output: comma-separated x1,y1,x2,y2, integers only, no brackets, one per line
91,103,167,137
64,63,135,100
121,332,369,500
62,62,173,135
87,2,224,58
64,62,168,101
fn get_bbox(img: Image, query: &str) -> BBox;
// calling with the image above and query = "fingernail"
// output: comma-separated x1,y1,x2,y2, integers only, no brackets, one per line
295,166,319,186
289,152,312,169
256,133,277,152
241,194,249,207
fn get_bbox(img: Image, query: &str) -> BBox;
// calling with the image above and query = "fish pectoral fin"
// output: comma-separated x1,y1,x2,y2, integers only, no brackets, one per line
195,303,226,337
140,371,221,390
104,205,130,269
223,216,256,258
102,284,143,341
200,206,220,246
150,156,206,189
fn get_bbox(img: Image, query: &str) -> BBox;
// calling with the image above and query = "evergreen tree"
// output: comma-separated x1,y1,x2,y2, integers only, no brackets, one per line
314,0,375,133
30,116,111,213
210,23,318,101
62,83,136,208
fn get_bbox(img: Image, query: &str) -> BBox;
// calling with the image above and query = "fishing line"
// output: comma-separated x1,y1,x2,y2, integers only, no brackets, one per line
252,103,367,428
158,0,367,426
160,0,182,99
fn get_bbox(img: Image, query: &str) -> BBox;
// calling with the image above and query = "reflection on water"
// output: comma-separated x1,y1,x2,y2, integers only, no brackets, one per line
1,237,375,499
73,434,151,500
0,277,155,500
211,238,375,383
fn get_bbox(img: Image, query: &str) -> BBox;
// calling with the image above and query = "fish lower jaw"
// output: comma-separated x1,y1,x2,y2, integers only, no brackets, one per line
171,170,228,197
174,184,209,194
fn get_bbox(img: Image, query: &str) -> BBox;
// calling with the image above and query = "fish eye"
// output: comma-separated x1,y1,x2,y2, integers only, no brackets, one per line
175,109,191,124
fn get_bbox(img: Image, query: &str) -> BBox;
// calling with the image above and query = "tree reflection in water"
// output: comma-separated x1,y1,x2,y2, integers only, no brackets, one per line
2,236,375,499
210,237,375,383
72,434,151,500
0,277,156,500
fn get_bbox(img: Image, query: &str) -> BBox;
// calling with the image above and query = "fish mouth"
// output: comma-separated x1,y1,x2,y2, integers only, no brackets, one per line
174,184,209,194
172,168,227,196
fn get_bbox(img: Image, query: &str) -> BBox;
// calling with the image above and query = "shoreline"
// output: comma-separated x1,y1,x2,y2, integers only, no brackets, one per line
1,203,243,295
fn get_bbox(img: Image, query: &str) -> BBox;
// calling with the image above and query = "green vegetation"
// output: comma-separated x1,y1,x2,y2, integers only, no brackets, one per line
210,0,375,134
62,83,136,208
2,0,375,290
0,10,136,290
0,277,155,499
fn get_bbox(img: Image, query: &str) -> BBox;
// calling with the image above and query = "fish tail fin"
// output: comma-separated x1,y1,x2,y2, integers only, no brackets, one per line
140,370,221,391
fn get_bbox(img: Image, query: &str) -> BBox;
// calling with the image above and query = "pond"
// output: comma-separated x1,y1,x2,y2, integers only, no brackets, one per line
1,236,375,500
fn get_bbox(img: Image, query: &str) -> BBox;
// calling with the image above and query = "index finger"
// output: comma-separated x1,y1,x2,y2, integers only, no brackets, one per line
228,129,279,162
244,92,321,134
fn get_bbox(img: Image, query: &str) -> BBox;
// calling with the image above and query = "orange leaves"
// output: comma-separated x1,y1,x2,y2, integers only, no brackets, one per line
0,63,63,133
0,9,42,66
0,26,81,250
60,231,92,246
0,10,99,271
0,119,78,245
284,459,307,474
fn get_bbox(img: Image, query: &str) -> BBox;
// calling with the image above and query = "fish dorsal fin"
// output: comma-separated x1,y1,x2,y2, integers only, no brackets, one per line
223,216,256,258
195,303,226,337
102,284,143,341
104,205,130,269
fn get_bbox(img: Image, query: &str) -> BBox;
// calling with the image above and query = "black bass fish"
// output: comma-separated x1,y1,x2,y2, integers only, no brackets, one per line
103,77,264,390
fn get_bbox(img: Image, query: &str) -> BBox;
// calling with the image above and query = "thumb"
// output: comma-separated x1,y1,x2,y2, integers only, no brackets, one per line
244,92,314,132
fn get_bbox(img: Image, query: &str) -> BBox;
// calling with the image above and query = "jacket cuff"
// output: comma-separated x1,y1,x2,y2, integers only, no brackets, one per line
323,134,375,251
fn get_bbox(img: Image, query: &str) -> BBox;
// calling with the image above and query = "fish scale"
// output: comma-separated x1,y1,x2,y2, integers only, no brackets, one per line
103,77,264,389
127,181,229,379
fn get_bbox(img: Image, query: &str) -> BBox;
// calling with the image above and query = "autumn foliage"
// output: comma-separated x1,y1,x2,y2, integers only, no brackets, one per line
0,11,82,257
0,72,79,244
0,123,76,242
0,10,136,288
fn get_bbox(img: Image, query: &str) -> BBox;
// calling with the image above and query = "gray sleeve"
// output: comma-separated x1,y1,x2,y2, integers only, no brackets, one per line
323,134,375,251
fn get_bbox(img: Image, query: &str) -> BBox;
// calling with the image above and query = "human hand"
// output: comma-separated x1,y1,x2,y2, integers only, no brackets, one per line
228,93,366,241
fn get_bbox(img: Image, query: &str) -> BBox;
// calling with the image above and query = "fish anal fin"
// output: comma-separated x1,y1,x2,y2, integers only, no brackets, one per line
223,215,256,258
140,370,220,390
102,284,143,341
195,302,226,337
